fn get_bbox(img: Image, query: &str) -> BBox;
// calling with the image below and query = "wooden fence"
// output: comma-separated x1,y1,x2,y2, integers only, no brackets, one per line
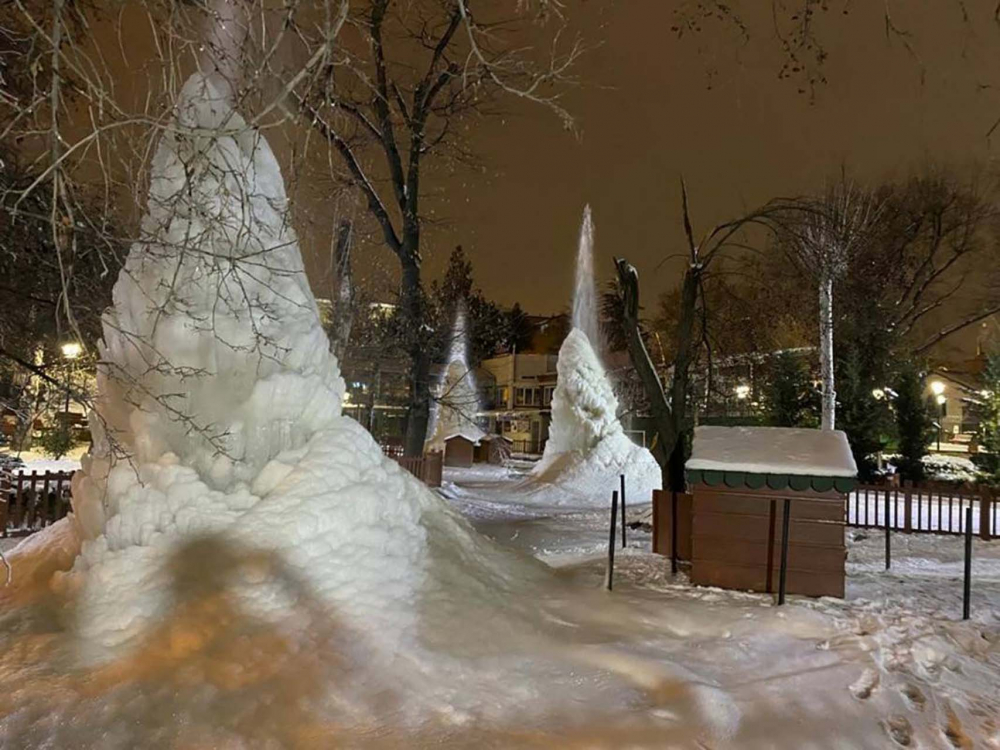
381,447,443,488
0,470,75,537
849,484,997,540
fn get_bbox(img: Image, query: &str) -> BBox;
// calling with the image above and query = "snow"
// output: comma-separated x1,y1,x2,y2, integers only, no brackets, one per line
687,425,858,477
522,328,661,506
920,454,980,484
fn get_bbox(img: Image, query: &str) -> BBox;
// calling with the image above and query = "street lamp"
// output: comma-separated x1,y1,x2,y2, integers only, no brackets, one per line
60,342,82,360
936,393,947,451
60,342,82,428
735,384,750,400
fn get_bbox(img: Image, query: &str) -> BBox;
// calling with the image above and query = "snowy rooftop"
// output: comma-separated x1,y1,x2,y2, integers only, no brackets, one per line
686,426,858,478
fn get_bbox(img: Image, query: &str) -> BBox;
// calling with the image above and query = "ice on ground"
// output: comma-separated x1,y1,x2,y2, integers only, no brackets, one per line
687,425,858,477
522,328,661,506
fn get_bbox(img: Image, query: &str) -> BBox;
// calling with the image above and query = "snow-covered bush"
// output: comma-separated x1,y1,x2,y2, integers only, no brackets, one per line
919,455,980,485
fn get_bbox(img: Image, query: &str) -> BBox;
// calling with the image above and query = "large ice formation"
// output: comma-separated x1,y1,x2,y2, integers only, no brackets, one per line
425,302,486,452
526,328,661,506
55,73,544,678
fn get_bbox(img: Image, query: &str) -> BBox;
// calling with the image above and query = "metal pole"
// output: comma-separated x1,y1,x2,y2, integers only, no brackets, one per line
670,490,678,576
963,505,973,620
778,498,791,605
620,474,627,549
605,490,618,591
938,402,944,451
885,491,891,570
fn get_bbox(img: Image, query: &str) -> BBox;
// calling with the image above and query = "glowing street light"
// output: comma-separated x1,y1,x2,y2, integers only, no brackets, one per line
60,342,82,430
735,384,750,400
60,341,82,360
871,388,885,401
930,380,945,397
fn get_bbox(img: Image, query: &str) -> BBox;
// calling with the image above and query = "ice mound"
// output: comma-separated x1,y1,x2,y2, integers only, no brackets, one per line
425,304,486,452
54,72,540,671
525,328,661,506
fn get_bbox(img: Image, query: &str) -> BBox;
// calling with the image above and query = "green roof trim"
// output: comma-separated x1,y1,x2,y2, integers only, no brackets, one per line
686,469,857,493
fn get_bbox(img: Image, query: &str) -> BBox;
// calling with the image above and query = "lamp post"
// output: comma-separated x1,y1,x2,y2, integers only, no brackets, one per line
930,380,946,452
735,383,749,418
60,342,81,432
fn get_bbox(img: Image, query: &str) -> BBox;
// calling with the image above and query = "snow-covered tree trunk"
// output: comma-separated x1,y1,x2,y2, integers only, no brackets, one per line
819,274,836,431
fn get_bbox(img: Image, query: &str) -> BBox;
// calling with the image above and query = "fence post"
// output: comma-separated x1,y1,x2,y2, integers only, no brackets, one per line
670,490,678,576
884,491,891,570
778,498,792,605
903,485,913,533
605,490,618,591
964,505,973,621
620,474,627,549
980,489,992,542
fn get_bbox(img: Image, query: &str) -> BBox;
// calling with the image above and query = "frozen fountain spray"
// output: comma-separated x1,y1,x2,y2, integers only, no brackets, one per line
571,205,601,353
525,204,661,505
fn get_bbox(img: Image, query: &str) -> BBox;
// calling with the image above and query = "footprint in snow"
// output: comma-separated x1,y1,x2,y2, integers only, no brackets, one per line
883,715,913,746
900,683,926,711
849,667,880,700
942,704,973,749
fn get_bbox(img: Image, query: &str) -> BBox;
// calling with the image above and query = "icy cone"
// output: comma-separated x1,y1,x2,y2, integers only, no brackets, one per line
425,302,485,452
61,74,519,671
527,328,661,505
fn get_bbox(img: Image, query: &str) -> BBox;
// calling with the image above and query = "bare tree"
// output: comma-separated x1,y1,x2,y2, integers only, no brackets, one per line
779,180,881,430
294,0,583,456
616,181,796,490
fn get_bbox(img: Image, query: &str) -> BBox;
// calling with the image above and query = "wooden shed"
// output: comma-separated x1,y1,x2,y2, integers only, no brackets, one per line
443,434,476,468
682,426,857,599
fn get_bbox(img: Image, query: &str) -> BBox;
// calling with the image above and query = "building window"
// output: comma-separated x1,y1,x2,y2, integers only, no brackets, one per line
516,387,541,406
543,386,555,405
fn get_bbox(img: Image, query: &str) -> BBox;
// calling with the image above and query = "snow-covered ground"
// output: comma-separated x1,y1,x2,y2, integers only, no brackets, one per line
0,447,84,475
0,463,997,747
440,464,1000,748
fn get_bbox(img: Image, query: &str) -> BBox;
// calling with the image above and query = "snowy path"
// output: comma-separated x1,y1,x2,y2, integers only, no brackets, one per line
441,465,1000,748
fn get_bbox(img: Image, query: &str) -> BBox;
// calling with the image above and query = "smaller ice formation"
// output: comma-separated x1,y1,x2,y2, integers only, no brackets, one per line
527,328,661,506
425,302,486,452
521,206,660,506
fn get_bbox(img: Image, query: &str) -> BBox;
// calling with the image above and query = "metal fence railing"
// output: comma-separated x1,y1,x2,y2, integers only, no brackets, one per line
849,484,996,539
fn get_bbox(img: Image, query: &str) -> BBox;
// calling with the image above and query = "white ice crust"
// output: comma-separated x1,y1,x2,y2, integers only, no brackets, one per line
687,425,858,477
526,328,661,505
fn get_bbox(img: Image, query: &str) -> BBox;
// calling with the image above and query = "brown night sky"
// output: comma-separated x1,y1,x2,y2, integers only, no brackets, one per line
91,2,1000,338
398,2,1000,322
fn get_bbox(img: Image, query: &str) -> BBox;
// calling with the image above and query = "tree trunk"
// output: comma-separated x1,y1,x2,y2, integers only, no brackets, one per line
401,255,430,457
331,220,354,362
819,274,835,431
615,258,699,492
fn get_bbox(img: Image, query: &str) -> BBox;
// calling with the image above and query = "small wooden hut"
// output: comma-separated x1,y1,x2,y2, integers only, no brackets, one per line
443,434,477,468
682,426,857,599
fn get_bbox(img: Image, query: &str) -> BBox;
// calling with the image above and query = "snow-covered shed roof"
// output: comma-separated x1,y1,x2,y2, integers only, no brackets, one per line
443,429,484,446
686,426,857,492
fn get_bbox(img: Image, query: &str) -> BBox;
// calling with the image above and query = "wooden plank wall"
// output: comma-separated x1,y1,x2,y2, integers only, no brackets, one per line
652,489,693,561
690,486,846,598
